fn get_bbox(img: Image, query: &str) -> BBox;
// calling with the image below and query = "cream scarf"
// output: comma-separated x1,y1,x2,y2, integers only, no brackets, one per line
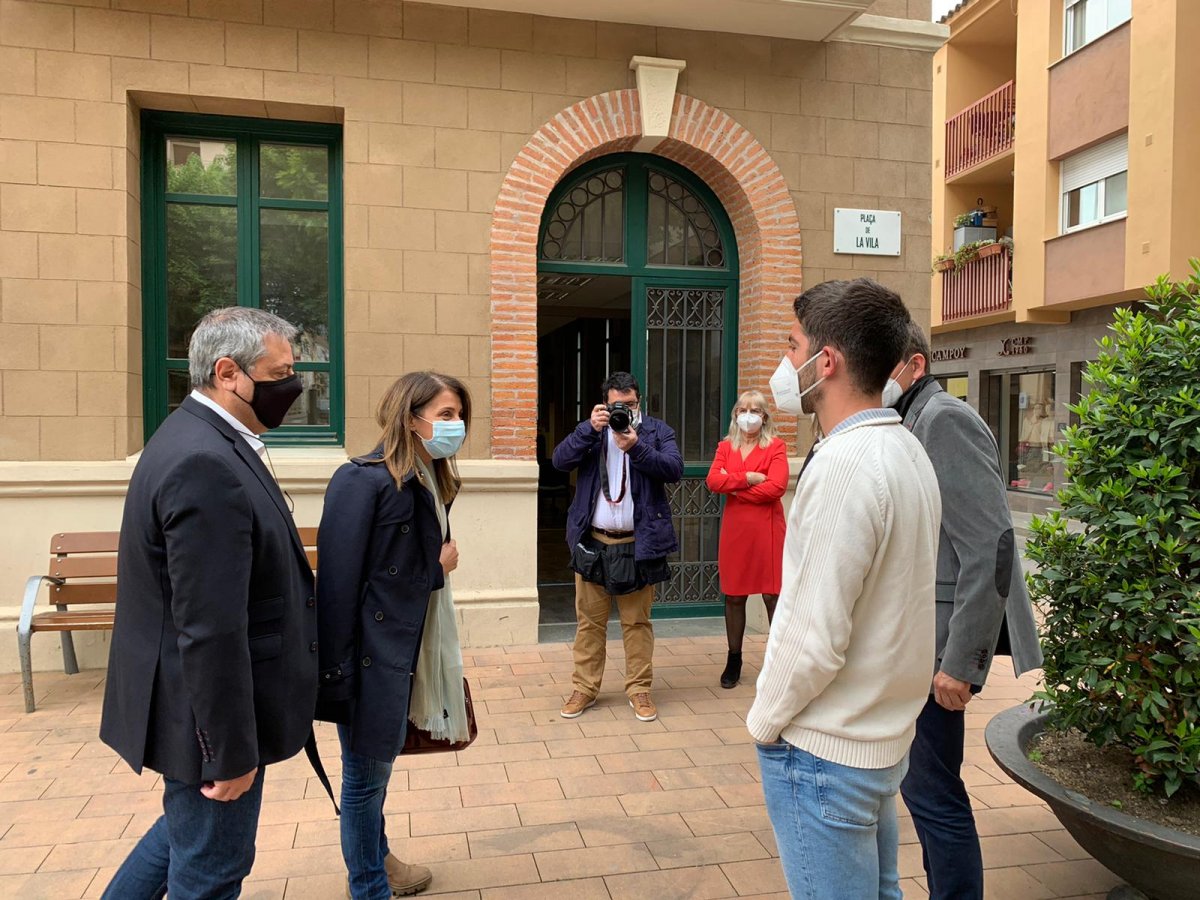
407,457,469,742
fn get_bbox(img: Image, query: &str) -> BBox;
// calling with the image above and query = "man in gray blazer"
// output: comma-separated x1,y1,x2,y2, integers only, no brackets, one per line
886,322,1042,900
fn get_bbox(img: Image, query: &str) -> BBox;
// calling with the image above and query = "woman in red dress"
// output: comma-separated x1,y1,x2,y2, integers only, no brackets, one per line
705,390,788,688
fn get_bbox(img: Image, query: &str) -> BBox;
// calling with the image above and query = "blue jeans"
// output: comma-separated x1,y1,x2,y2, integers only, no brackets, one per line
102,769,265,900
900,694,984,900
339,724,395,900
757,740,907,900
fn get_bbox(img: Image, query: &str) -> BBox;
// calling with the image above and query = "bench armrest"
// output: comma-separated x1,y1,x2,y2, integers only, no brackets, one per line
17,575,62,635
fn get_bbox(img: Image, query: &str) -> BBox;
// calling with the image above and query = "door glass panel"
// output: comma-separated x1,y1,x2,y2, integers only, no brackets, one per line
260,209,330,363
260,144,329,201
165,203,237,358
166,137,236,195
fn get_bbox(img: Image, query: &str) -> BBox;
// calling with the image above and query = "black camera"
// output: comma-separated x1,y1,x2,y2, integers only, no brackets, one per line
607,401,633,433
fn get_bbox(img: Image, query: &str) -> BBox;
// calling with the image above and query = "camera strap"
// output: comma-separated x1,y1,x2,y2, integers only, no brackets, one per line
598,432,629,504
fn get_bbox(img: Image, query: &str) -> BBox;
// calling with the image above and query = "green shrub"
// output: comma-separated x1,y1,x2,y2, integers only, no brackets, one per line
1027,264,1200,798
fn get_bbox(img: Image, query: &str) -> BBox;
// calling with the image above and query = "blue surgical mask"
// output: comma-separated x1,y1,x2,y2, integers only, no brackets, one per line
417,417,466,459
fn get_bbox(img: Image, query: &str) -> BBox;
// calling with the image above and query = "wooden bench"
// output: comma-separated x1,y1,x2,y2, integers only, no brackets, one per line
17,528,319,714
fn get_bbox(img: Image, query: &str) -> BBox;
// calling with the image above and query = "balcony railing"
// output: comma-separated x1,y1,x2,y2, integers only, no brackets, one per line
946,80,1015,178
941,244,1011,322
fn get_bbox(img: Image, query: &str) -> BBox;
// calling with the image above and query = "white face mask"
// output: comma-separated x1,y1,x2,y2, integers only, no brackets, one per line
736,412,763,433
882,357,915,408
769,351,826,416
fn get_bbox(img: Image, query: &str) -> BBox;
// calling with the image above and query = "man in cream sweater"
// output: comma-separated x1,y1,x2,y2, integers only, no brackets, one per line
749,278,941,900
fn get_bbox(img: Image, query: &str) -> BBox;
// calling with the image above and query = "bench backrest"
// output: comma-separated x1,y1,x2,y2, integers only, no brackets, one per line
43,529,320,606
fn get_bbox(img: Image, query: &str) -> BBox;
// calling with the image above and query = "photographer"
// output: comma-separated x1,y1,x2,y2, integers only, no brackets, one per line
552,372,683,723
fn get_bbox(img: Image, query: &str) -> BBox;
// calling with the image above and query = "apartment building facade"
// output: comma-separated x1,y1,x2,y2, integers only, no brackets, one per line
929,0,1200,512
0,0,945,670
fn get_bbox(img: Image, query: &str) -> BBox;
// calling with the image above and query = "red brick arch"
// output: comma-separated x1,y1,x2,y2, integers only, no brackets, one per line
489,89,803,459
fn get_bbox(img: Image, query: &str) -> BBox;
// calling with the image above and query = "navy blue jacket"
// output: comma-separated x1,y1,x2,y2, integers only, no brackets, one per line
552,416,683,561
314,451,446,762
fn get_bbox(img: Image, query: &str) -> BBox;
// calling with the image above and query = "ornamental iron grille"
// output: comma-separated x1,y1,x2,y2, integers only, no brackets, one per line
659,476,723,606
646,171,726,268
645,287,727,606
539,167,625,263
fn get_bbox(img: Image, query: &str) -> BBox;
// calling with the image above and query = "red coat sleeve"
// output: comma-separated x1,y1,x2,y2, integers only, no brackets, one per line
705,441,747,493
739,439,789,503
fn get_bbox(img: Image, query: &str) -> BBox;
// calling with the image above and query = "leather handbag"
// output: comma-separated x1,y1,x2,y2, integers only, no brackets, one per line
401,678,478,754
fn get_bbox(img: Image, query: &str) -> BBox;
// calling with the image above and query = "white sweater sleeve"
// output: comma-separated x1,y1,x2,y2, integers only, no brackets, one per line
746,444,886,744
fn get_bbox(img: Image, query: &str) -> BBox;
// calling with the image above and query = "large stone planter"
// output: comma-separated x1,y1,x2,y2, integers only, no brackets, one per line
986,704,1200,900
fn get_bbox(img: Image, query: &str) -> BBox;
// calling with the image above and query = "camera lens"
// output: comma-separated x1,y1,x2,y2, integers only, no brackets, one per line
608,404,631,433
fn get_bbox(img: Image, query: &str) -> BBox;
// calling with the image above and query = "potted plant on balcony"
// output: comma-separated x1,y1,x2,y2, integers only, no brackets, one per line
953,198,998,249
932,235,1012,274
986,266,1200,900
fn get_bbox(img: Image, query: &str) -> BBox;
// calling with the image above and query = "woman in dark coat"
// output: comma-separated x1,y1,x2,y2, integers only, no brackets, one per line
316,371,471,899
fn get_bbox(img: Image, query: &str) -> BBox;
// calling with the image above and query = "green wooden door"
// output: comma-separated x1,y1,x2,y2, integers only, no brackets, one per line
539,154,738,615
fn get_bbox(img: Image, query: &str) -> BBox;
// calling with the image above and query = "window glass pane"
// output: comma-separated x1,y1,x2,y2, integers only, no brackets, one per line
166,203,237,358
1065,182,1100,229
1104,170,1127,217
937,375,969,402
1108,0,1131,28
281,371,331,427
166,137,236,195
601,190,623,261
1084,0,1105,44
168,369,189,415
260,209,330,363
647,193,667,264
260,144,328,201
665,200,684,265
1009,371,1057,493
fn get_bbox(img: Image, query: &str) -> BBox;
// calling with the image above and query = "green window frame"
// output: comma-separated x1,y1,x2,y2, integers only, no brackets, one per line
141,111,345,446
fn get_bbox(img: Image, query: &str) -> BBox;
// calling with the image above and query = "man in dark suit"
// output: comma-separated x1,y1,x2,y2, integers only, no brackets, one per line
887,322,1043,900
100,307,317,899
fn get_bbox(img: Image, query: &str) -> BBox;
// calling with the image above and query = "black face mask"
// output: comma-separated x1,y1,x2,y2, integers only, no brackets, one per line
235,369,303,430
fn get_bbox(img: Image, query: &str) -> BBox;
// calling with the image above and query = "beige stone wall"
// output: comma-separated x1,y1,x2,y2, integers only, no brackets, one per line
0,0,934,463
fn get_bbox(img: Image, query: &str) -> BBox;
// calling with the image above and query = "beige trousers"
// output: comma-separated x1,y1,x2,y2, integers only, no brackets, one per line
571,533,655,698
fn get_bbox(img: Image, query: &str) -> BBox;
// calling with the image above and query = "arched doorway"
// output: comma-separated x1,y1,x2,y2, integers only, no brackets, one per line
535,153,738,622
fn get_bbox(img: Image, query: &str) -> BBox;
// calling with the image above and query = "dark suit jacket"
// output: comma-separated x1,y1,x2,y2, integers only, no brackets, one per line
314,451,445,762
100,396,318,784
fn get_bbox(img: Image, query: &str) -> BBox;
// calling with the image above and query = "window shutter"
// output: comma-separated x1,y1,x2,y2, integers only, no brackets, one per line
1061,134,1128,193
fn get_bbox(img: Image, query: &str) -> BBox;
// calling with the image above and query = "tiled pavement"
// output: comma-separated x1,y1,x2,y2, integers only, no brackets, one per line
0,635,1124,900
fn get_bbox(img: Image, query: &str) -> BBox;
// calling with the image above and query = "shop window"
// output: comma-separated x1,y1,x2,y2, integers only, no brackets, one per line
985,370,1057,494
1065,0,1131,56
1008,372,1056,494
1061,134,1128,233
141,112,344,445
936,374,969,403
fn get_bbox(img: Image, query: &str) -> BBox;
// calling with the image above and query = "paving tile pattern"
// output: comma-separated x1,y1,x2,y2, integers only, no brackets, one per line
0,635,1124,898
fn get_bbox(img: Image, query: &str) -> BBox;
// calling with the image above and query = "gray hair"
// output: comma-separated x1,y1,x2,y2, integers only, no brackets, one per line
188,307,299,389
901,320,932,362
